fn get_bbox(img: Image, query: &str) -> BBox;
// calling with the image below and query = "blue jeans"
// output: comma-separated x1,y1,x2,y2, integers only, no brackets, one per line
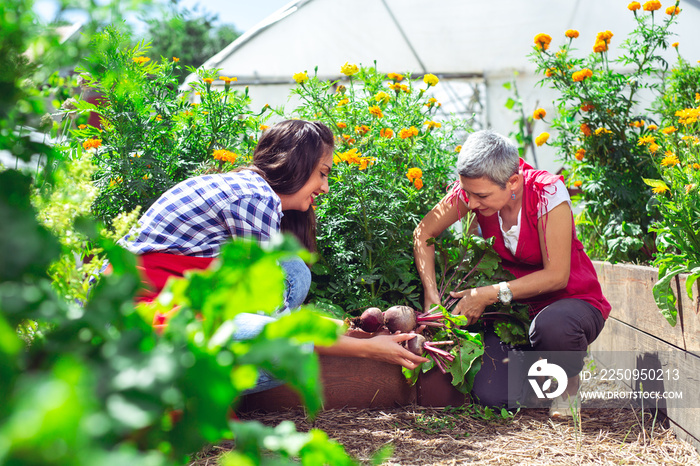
233,256,312,394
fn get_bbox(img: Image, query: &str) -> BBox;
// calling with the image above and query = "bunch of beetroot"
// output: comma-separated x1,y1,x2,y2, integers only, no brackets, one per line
348,305,456,374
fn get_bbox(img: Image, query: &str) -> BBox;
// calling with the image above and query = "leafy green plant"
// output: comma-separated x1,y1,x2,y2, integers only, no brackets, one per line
290,64,469,313
529,1,683,262
643,93,700,326
69,25,266,225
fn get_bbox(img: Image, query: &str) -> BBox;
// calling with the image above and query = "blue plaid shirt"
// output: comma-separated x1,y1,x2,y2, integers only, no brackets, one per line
119,170,283,257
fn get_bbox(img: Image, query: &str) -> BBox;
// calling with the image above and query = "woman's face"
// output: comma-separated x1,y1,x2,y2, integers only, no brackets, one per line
282,149,333,211
459,175,513,216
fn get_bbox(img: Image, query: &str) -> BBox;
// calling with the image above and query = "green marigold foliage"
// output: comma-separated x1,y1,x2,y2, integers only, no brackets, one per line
529,1,683,263
291,65,469,313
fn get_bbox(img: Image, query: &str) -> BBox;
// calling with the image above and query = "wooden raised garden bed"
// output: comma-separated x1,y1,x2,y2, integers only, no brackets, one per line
590,261,700,452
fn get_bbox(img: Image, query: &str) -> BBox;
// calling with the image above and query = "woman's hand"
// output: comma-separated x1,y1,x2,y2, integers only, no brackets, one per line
449,286,496,325
363,333,429,370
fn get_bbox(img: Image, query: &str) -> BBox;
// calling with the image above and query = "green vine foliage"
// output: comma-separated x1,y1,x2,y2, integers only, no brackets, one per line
70,25,266,225
290,65,470,314
529,2,683,263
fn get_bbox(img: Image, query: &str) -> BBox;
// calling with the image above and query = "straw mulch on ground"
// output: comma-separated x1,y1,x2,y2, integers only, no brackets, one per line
191,405,699,465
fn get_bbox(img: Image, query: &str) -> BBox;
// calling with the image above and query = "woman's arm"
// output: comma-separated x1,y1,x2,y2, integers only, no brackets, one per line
413,193,465,311
450,202,573,324
315,334,429,370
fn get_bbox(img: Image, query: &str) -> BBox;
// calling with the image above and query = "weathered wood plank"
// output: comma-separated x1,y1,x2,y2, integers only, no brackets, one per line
239,355,417,412
593,261,700,355
590,317,700,449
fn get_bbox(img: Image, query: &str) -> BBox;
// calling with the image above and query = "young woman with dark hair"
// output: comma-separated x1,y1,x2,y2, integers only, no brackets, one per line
119,119,427,393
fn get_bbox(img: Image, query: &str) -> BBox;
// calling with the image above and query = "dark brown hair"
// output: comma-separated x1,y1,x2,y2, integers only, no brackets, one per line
247,120,334,252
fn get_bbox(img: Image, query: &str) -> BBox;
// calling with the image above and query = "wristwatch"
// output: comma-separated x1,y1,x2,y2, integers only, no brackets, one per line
497,281,513,304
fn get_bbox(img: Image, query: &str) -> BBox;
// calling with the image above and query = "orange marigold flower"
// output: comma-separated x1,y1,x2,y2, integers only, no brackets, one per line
455,145,462,153
638,135,656,145
173,57,180,62
399,126,419,139
424,120,441,129
406,167,423,182
355,125,370,135
665,5,680,15
545,68,556,77
675,108,700,125
260,125,269,131
425,97,438,107
660,154,680,166
672,42,679,48
219,76,237,84
380,128,394,139
369,105,383,118
414,178,424,190
213,149,238,164
565,29,579,39
575,148,586,161
533,108,547,120
573,180,583,188
693,163,700,169
387,72,404,81
649,143,660,153
202,78,214,84
133,56,150,65
337,122,347,129
78,124,87,129
630,120,645,128
535,132,550,146
82,138,102,150
662,126,677,134
643,0,661,11
581,103,595,112
593,40,608,53
534,33,552,51
340,62,359,76
572,68,593,82
581,123,592,136
628,2,641,10
423,74,439,86
647,124,658,130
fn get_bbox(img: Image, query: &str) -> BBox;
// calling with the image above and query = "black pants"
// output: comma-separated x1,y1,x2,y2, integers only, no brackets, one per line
471,298,605,408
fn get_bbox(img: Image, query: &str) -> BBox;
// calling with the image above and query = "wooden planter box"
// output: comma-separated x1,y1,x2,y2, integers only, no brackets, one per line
590,261,700,451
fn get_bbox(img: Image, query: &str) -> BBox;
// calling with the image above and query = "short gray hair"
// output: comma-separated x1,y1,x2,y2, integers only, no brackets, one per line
456,130,519,188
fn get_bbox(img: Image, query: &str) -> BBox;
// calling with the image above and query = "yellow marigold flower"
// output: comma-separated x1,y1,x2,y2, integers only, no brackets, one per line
595,127,612,135
369,105,383,118
660,154,680,166
575,148,586,161
155,114,162,121
581,123,592,136
424,121,441,129
173,57,180,62
219,76,237,83
675,108,700,125
425,97,438,107
358,156,376,171
260,125,269,131
628,2,641,10
455,145,462,153
202,78,214,84
406,167,423,182
337,98,349,106
652,184,669,194
666,6,680,15
82,138,102,150
534,33,552,51
630,120,645,128
133,56,150,65
638,135,656,145
672,42,679,48
565,29,579,39
387,72,404,81
593,40,608,53
423,74,439,86
399,126,419,139
693,163,700,169
535,132,550,146
662,126,677,134
380,128,394,139
545,68,556,77
649,143,660,153
573,180,583,188
695,93,700,102
414,178,424,190
109,179,117,188
581,103,595,112
643,0,661,11
78,124,87,129
340,62,359,76
647,124,658,130
213,149,238,164
374,91,390,104
533,108,547,120
337,122,347,129
572,68,593,82
293,72,309,84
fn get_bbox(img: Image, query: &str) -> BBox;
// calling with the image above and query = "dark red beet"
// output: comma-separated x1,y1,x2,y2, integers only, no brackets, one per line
405,334,426,356
359,307,385,333
383,305,417,333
